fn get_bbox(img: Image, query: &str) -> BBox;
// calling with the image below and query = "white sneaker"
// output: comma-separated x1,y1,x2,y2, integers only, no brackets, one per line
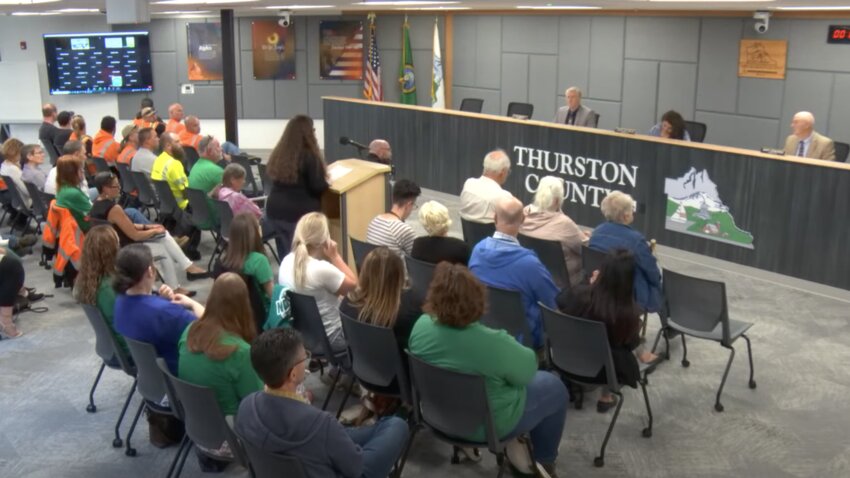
505,437,534,474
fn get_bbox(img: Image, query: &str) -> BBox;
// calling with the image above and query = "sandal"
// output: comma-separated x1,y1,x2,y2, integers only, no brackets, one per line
0,323,23,339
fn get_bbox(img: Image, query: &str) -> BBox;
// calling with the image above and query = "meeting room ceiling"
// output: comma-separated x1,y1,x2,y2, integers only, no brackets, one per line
1,0,849,16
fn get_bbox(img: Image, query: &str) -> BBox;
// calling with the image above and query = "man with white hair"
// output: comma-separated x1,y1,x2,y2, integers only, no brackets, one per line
459,149,515,223
366,139,391,164
783,111,836,161
554,87,598,127
165,103,186,135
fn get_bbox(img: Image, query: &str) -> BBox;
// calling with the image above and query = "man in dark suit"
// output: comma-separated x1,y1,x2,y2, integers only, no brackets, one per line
782,111,836,161
554,87,598,128
38,103,60,165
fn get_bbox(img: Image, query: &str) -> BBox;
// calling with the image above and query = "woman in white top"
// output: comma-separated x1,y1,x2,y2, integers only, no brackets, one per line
279,212,357,352
1,139,32,208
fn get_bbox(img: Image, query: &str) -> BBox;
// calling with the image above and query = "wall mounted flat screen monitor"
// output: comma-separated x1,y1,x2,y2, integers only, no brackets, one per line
43,31,153,95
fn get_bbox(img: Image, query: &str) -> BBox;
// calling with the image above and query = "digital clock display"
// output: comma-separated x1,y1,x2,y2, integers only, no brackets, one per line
828,25,850,44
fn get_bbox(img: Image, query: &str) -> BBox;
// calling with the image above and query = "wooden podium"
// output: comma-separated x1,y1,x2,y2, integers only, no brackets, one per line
322,159,391,269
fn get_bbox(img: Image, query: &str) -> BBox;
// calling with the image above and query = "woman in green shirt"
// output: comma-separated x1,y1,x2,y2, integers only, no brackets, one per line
54,154,92,232
178,272,263,417
220,213,274,309
408,262,567,475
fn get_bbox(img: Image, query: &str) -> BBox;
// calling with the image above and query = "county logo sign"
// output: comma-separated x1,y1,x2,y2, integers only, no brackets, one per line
664,167,754,249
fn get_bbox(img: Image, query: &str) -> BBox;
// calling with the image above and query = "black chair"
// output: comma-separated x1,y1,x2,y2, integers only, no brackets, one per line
479,286,534,349
652,269,756,412
1,175,37,233
581,244,608,281
404,255,437,299
80,304,138,451
257,163,272,196
540,305,654,467
835,141,850,163
132,172,160,219
232,155,262,197
91,156,111,173
591,112,601,127
406,353,534,477
24,181,49,229
459,98,484,113
186,187,223,270
214,200,278,264
152,178,184,223
115,163,137,206
183,146,199,172
236,431,308,478
460,218,495,248
349,236,379,273
518,234,570,290
506,102,533,119
155,358,247,478
288,291,351,415
684,120,707,143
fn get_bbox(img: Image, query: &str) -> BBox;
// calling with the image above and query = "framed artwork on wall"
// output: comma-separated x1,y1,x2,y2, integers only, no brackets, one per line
187,23,223,81
319,20,363,80
252,19,296,80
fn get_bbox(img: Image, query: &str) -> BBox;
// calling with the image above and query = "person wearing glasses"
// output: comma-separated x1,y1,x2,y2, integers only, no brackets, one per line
21,144,48,191
364,179,421,256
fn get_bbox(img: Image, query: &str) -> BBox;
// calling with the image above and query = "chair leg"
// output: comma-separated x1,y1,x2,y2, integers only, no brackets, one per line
496,452,506,478
124,401,145,457
335,377,355,419
171,439,193,478
166,436,190,478
113,380,137,448
743,334,757,389
680,334,689,367
640,312,648,339
265,241,279,263
639,376,653,438
715,344,736,412
593,391,624,468
87,362,106,413
321,369,341,410
393,424,420,478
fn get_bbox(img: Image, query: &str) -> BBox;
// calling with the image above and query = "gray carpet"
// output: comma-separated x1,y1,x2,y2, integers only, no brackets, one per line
1,187,849,478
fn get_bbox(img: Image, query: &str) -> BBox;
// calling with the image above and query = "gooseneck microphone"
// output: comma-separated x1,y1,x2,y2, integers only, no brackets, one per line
339,136,369,152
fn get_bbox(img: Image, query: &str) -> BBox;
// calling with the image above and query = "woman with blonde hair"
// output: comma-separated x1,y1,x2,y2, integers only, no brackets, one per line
520,175,588,287
278,212,356,352
411,200,470,265
0,138,31,207
69,114,93,157
74,225,126,352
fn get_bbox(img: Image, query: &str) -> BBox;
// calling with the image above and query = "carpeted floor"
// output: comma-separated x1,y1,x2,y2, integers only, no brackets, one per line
1,187,849,478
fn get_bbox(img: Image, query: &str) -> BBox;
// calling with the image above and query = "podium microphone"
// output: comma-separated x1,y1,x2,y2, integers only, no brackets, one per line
339,136,369,153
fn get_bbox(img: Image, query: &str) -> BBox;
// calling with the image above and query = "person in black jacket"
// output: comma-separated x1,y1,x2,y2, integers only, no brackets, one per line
38,103,60,165
264,115,329,257
411,200,470,265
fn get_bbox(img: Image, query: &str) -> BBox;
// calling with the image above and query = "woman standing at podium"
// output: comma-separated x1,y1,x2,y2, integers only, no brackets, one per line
264,115,329,257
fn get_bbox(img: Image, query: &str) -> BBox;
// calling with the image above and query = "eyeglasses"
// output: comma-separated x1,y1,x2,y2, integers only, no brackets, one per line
295,350,312,366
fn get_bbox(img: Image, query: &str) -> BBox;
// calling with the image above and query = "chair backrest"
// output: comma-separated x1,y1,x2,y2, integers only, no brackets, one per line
288,291,341,365
124,337,171,409
404,255,437,298
257,163,272,196
460,218,495,248
340,312,410,403
213,199,234,242
80,303,136,376
540,304,620,391
152,179,180,217
237,430,307,478
115,163,137,194
91,156,111,173
459,98,484,113
684,120,707,143
581,244,608,280
591,112,601,126
24,181,48,219
479,286,534,348
349,236,379,273
835,141,850,163
662,268,730,343
131,172,159,208
407,353,499,449
185,187,215,229
506,102,533,119
155,357,246,465
1,175,30,213
233,155,260,197
517,234,569,289
183,146,199,172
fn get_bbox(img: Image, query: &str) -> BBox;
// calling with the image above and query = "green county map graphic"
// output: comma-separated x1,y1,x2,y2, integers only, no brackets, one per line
664,168,754,249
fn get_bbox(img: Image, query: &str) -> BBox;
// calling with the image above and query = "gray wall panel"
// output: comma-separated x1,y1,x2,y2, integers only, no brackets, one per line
475,17,502,90
451,87,500,116
501,53,528,115
828,74,850,144
502,16,558,55
581,99,621,130
588,17,624,101
695,111,779,150
557,17,591,94
274,53,309,118
528,55,558,122
239,51,275,119
380,50,402,103
737,78,783,119
621,60,658,132
181,84,224,119
412,49,436,107
779,70,833,146
152,52,179,114
696,18,741,114
149,19,177,53
625,17,699,62
787,20,850,73
657,62,697,120
451,16,476,87
308,84,362,119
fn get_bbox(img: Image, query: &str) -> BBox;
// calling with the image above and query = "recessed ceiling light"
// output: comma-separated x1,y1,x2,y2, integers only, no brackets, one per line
156,10,213,14
153,0,258,5
261,4,335,9
353,1,460,5
649,0,773,2
54,8,101,12
0,0,59,5
411,6,470,9
516,5,602,9
776,5,850,10
11,10,60,15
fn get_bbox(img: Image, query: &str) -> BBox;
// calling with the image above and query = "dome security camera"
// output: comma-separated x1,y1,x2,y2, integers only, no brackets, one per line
278,10,292,28
753,11,770,34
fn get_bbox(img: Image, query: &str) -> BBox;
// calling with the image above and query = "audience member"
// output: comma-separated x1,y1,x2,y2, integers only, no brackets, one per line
469,196,558,350
188,135,225,228
554,87,598,127
92,115,120,164
179,115,241,157
589,191,662,313
131,127,158,175
69,114,93,157
236,328,409,478
216,163,262,219
21,144,48,191
265,115,329,256
408,262,566,476
116,124,139,166
165,103,186,135
365,179,420,256
53,110,74,158
279,212,357,354
340,247,423,352
0,248,26,338
134,106,160,130
366,139,392,164
90,172,206,296
220,213,274,307
411,200,470,265
460,149,514,223
179,272,262,416
113,244,203,374
54,151,92,232
74,225,126,353
783,111,836,161
648,110,690,141
45,141,96,199
557,249,658,412
519,176,587,288
151,132,189,209
39,103,60,165
1,138,31,207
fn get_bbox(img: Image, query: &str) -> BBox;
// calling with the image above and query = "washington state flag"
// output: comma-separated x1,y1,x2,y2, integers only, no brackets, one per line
399,19,417,105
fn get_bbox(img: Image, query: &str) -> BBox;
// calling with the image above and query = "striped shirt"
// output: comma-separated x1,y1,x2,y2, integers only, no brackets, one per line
365,215,417,256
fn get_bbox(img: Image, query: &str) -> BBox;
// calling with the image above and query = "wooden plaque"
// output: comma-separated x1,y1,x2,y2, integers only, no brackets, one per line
738,39,787,80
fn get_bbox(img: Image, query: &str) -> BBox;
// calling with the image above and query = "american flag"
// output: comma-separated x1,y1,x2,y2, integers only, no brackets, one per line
364,19,382,101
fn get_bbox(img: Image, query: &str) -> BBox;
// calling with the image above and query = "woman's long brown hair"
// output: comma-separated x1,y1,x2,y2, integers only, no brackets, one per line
266,115,325,184
186,272,257,361
74,225,119,305
346,247,405,328
222,213,264,273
